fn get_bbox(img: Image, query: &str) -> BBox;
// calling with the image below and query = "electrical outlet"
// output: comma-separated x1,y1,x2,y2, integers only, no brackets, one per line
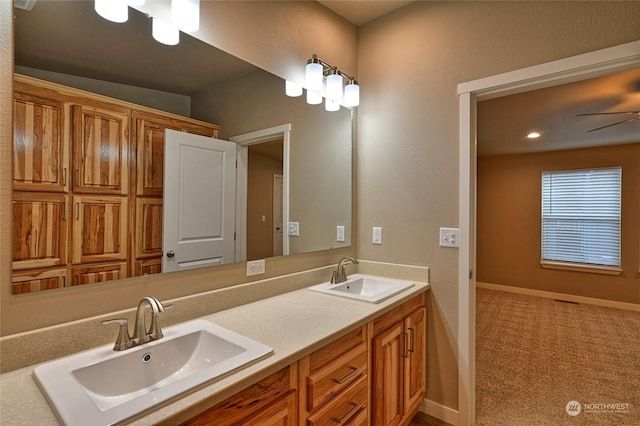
439,227,460,248
246,259,265,276
372,226,383,245
337,225,345,242
288,222,300,236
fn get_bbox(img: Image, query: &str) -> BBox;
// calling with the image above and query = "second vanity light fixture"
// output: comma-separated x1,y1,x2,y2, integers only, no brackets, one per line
94,0,200,46
286,54,360,111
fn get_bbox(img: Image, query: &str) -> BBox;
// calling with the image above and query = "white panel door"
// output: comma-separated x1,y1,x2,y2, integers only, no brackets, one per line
163,129,236,272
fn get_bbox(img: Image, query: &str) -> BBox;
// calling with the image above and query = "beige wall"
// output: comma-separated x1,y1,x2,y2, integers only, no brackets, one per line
0,2,357,336
477,143,640,304
357,0,640,410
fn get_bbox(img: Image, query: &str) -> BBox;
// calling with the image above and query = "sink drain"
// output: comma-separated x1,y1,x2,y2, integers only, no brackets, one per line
142,352,153,363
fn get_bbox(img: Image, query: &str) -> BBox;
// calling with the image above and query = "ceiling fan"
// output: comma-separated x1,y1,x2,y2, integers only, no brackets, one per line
576,111,640,132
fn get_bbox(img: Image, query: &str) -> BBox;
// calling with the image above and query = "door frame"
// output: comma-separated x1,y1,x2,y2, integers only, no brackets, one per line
272,173,284,256
230,124,291,261
456,40,640,426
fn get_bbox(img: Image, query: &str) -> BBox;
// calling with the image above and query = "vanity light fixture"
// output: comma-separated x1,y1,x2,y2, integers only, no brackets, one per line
152,17,180,46
95,0,128,23
126,0,145,6
527,131,542,139
171,0,200,32
285,81,303,97
293,54,360,110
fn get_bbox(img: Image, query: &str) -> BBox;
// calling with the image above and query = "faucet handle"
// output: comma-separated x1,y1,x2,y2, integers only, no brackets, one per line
102,318,133,351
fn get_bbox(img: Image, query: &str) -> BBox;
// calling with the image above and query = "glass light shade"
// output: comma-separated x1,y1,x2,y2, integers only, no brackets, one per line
305,61,323,91
344,80,360,107
326,71,343,100
306,90,322,105
95,0,128,23
171,0,200,32
325,98,340,112
285,80,303,97
153,18,180,46
126,0,145,5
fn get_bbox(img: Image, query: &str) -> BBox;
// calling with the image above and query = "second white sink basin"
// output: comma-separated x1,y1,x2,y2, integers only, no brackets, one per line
33,319,272,425
309,274,414,303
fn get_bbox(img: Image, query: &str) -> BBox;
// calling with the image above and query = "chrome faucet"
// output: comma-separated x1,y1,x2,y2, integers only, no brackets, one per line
331,256,359,284
102,296,170,351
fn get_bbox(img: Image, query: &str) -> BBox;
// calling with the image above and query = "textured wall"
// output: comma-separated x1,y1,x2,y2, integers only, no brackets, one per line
357,0,640,411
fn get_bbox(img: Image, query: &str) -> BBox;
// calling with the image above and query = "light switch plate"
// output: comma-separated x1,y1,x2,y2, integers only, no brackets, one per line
288,222,299,236
372,226,383,245
439,227,460,248
337,225,345,242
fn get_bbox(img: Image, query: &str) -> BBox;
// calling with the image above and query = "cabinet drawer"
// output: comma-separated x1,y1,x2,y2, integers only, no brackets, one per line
306,342,367,411
307,375,367,426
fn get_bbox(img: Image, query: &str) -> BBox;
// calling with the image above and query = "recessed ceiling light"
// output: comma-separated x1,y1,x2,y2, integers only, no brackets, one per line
527,132,541,139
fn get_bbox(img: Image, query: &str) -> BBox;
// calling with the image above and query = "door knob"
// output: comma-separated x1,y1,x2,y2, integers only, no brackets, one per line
166,250,175,258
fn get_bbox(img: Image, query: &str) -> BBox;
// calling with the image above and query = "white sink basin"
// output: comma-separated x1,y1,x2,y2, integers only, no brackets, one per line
33,319,272,426
309,274,414,303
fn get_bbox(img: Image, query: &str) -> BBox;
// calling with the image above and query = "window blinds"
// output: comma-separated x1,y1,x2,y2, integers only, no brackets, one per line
541,167,621,267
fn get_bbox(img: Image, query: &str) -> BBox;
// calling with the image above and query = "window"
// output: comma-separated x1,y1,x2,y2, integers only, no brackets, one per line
541,167,621,268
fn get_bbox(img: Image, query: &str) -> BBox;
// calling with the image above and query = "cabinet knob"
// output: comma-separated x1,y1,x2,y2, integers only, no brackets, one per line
166,250,175,258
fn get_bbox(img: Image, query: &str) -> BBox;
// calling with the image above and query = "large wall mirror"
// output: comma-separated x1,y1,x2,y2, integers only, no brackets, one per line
12,1,352,294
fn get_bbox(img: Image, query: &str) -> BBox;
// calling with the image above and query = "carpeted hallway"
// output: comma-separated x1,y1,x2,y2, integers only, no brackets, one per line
476,288,640,425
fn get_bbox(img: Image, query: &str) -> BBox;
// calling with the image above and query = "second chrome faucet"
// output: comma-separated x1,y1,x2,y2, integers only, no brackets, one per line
102,296,170,351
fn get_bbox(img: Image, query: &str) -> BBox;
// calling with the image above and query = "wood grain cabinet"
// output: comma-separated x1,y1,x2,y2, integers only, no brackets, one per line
299,326,368,425
11,75,220,291
12,91,67,193
182,365,297,426
372,294,427,426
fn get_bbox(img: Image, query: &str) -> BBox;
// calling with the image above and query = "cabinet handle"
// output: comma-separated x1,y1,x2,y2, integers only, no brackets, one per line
332,402,363,424
76,202,80,220
63,168,67,186
62,202,66,220
408,327,415,353
332,366,358,385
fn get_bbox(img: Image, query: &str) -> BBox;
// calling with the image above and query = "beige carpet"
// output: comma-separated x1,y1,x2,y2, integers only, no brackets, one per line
476,288,640,425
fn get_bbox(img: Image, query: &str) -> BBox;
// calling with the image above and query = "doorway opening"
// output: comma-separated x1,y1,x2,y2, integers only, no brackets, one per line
457,41,640,426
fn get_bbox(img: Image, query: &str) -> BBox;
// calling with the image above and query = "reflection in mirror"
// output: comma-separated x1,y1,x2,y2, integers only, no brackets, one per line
11,1,352,294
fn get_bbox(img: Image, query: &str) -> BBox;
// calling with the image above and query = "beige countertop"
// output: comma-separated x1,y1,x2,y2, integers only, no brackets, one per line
0,276,430,425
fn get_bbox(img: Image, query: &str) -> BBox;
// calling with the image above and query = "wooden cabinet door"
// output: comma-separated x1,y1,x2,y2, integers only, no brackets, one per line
71,262,127,286
134,257,162,276
72,195,128,264
372,322,404,426
13,92,67,192
135,197,163,258
404,307,426,415
72,105,129,194
134,111,217,197
12,268,68,295
241,391,297,426
12,192,68,270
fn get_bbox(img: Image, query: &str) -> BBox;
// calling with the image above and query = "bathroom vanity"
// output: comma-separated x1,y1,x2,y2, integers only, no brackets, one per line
0,265,430,425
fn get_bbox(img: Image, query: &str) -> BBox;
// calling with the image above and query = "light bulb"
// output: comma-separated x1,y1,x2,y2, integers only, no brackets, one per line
285,80,303,97
306,90,322,105
305,56,323,91
326,69,343,100
325,98,340,112
171,0,200,32
344,80,360,107
95,0,128,23
153,18,180,46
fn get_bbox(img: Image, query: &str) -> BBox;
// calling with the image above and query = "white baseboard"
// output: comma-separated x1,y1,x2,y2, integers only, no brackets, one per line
420,398,459,425
477,282,640,312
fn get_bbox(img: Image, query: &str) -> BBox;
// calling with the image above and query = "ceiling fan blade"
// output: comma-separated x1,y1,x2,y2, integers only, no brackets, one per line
577,111,640,116
586,116,640,132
